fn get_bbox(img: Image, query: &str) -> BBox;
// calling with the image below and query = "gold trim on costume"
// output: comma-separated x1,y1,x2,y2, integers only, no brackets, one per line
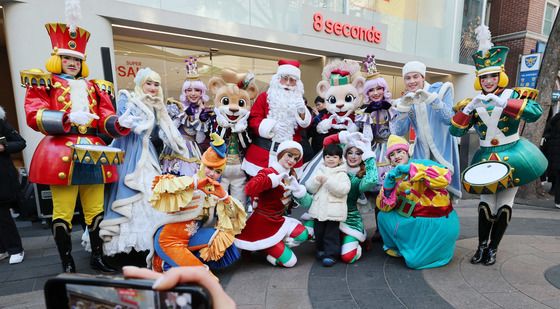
453,98,472,112
36,109,47,134
20,69,52,88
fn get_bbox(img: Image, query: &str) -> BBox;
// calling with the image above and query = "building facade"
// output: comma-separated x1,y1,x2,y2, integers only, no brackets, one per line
1,0,480,168
488,0,559,84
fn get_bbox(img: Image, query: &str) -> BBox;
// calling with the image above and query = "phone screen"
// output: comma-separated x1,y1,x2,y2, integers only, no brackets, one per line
66,284,194,309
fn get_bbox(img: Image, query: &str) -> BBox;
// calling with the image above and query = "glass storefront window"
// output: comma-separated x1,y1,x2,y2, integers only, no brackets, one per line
116,0,461,62
114,41,277,101
347,0,459,61
459,0,485,65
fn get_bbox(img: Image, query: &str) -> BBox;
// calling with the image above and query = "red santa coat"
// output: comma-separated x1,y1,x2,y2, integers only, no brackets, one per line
234,167,302,251
242,92,310,175
24,75,129,185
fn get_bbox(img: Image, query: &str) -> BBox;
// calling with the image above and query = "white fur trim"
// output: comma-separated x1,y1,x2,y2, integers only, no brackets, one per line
277,140,303,156
277,65,301,79
234,216,301,251
403,61,426,77
414,82,454,175
295,107,312,127
0,106,5,120
258,118,276,138
241,159,263,176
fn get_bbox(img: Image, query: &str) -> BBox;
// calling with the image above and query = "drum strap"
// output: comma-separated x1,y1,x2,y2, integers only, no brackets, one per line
476,106,504,141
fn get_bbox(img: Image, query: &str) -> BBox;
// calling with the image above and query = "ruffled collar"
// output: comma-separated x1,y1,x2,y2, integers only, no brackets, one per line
364,100,392,112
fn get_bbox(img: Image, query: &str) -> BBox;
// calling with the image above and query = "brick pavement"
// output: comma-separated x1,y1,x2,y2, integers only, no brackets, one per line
1,198,559,308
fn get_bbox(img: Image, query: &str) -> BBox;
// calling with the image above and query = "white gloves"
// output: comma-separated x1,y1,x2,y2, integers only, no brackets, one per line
232,111,250,133
69,111,99,126
339,131,367,144
462,94,487,114
117,107,142,129
396,93,416,112
283,175,307,199
486,93,507,108
268,172,288,188
415,89,438,104
294,99,307,115
354,140,375,160
214,108,233,128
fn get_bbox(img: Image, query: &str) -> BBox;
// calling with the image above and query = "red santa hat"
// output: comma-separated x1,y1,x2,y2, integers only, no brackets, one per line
276,140,303,161
276,59,301,80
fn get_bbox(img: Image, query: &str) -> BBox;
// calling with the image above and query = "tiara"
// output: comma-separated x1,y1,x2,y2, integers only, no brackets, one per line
185,56,200,80
361,54,380,80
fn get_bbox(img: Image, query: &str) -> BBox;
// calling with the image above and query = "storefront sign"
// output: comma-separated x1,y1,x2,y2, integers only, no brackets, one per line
117,60,143,78
312,12,382,44
301,7,387,50
518,53,541,88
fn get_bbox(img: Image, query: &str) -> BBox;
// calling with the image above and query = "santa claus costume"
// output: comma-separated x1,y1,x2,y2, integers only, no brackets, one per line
241,60,312,176
235,141,310,267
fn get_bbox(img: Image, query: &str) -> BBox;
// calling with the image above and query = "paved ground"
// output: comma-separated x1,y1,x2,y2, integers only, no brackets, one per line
1,196,559,308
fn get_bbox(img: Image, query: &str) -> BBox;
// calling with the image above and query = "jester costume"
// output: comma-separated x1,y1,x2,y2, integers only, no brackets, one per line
449,28,547,265
22,22,129,273
377,160,460,269
148,134,246,271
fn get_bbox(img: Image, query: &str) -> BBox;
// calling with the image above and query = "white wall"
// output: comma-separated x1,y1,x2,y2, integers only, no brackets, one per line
4,0,115,169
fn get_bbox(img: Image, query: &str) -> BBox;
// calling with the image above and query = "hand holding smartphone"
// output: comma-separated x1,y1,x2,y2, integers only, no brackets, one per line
44,272,212,309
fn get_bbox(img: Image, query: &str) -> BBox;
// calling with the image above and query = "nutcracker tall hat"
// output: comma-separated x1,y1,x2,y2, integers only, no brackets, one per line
472,24,510,89
45,23,90,60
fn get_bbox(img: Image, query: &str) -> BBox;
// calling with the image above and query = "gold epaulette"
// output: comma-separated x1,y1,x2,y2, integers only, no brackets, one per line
92,79,115,98
453,98,472,112
166,97,184,112
513,87,539,100
20,69,52,88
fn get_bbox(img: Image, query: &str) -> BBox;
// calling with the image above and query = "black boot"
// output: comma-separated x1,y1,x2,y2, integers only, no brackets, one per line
484,206,511,266
88,213,117,273
471,202,493,264
52,219,76,273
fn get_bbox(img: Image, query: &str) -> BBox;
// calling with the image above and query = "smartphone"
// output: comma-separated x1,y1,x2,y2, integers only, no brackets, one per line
44,273,211,309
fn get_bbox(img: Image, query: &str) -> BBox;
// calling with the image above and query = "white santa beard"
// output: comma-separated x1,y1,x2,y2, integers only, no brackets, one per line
267,81,304,143
68,79,90,113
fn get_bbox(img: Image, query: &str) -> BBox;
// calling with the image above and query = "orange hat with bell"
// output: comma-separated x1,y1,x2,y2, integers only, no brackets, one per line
45,23,90,60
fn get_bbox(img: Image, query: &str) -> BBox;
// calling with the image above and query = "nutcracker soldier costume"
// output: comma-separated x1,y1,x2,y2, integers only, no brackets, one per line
21,20,132,272
450,25,548,265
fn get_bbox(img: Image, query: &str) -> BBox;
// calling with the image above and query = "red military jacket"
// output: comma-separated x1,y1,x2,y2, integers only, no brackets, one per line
24,74,129,185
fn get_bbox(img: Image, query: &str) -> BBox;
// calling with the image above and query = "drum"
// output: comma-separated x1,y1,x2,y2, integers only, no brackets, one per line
71,144,125,165
461,161,514,194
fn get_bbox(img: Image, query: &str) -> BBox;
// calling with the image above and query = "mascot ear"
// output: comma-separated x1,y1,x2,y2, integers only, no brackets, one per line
316,80,330,98
208,77,227,95
352,76,366,94
245,83,259,100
